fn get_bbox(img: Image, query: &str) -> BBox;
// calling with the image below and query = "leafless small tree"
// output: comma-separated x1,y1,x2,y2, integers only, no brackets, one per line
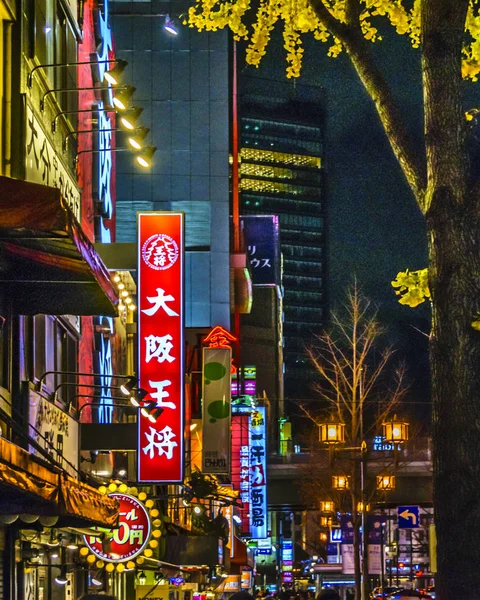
298,284,408,600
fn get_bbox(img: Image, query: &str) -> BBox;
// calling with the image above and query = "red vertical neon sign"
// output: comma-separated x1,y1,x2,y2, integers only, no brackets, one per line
137,212,184,482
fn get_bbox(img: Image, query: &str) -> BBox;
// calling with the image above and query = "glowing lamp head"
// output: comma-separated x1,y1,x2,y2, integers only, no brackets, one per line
129,137,142,150
104,59,128,86
319,420,345,445
164,15,178,35
332,475,350,491
120,376,138,396
54,567,69,585
120,106,143,131
112,85,136,110
320,501,334,513
383,415,409,444
127,126,150,151
376,474,396,491
136,145,157,169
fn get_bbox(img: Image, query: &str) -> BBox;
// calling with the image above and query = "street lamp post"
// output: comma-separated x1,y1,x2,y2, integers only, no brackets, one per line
318,415,409,600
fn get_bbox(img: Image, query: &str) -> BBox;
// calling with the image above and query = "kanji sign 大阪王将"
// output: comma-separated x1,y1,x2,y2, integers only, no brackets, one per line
137,213,184,482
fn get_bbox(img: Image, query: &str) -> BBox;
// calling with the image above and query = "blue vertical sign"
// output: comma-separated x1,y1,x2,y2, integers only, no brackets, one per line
340,515,354,544
242,215,281,286
249,407,268,538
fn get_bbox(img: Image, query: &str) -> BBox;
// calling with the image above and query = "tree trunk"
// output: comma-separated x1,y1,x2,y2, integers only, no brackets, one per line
428,190,480,600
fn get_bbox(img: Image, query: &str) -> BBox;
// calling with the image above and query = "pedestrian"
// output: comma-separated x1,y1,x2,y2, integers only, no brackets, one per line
316,588,340,600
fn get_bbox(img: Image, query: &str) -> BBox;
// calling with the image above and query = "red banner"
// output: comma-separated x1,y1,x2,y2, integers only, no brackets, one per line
137,212,184,482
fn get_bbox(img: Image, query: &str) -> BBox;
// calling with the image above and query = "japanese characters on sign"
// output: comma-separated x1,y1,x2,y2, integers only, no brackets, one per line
241,216,281,286
281,540,294,584
202,347,232,474
249,407,268,539
84,494,151,562
231,414,251,536
25,105,81,221
138,212,184,482
28,392,78,476
373,435,399,452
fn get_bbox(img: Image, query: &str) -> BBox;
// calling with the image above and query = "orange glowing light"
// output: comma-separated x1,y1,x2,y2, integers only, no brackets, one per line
203,325,238,349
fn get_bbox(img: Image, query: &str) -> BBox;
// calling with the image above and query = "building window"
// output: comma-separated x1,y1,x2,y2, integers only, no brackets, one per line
33,0,54,66
54,3,77,116
33,315,78,406
29,0,78,115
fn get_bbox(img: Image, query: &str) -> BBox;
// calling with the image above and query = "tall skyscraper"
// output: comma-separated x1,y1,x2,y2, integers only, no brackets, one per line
239,78,326,399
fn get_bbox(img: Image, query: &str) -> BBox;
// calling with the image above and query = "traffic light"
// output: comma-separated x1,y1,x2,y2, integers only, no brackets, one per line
398,562,405,569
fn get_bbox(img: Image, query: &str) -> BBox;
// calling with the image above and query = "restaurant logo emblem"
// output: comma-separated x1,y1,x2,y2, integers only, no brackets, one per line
84,494,151,562
142,233,179,271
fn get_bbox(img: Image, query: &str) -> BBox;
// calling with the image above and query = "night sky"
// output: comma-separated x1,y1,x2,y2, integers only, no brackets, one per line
238,23,433,418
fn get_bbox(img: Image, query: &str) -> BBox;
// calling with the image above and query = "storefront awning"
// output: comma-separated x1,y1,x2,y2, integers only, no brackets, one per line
0,176,118,316
0,437,119,528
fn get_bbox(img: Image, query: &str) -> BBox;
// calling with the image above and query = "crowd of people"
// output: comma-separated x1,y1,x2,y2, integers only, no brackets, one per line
229,588,341,600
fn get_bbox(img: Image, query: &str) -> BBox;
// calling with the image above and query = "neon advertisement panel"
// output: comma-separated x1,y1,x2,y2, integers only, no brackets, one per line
137,212,184,482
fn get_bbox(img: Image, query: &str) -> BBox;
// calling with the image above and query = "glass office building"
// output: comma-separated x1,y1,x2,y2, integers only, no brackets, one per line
239,80,326,398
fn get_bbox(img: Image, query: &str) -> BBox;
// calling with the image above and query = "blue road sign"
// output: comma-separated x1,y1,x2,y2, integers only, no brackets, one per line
397,505,420,528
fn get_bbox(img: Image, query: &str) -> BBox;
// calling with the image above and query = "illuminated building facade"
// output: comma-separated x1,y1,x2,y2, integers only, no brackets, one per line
239,81,326,398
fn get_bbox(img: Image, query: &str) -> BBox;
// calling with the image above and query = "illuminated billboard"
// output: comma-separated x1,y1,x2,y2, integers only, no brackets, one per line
137,212,184,482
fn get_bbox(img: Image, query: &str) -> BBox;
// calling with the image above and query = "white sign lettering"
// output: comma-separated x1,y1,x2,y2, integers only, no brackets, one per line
142,288,179,317
25,105,81,221
149,379,175,409
143,425,178,460
145,334,175,364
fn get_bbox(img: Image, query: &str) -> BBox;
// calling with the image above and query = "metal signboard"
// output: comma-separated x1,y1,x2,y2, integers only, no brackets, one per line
202,347,232,474
397,505,420,529
137,212,184,482
242,215,281,286
84,494,151,562
28,391,79,476
232,413,251,536
249,407,268,538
